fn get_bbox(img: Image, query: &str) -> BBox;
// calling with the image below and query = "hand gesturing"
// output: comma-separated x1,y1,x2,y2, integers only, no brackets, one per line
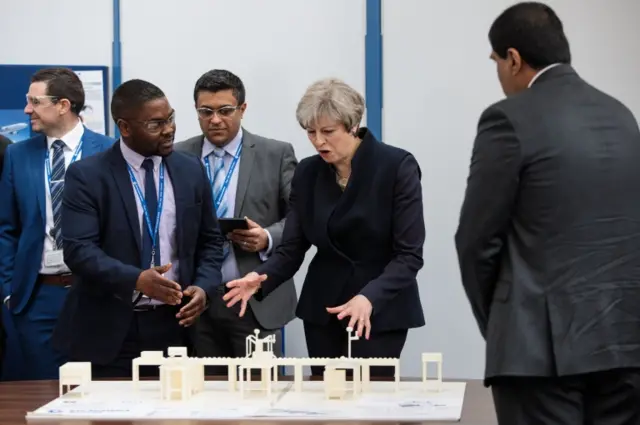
222,272,267,317
326,294,373,339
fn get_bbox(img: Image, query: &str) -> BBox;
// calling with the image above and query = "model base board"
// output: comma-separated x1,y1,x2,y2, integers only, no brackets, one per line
27,380,466,421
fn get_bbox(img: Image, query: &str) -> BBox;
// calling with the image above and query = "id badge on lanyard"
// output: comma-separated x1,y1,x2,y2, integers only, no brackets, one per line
44,139,84,266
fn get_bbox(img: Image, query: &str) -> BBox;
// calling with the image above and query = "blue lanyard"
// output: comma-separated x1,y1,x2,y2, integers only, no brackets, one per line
44,139,84,188
127,161,165,267
203,143,242,210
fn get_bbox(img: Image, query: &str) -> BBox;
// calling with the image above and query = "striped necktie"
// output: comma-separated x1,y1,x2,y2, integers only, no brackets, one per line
211,147,230,259
50,139,66,250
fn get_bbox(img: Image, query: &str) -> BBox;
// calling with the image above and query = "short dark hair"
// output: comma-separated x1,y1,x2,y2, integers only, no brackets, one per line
193,70,245,105
489,2,571,69
111,79,165,121
31,68,85,115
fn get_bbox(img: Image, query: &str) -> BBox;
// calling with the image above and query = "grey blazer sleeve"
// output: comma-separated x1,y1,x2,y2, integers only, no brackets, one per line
265,142,297,247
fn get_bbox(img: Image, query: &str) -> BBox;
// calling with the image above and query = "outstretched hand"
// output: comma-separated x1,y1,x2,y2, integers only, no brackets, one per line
135,263,182,305
222,272,267,317
326,294,373,339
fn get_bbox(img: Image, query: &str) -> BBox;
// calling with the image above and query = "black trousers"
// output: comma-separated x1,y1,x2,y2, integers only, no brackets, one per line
194,286,281,376
491,368,640,425
88,304,191,379
303,317,407,377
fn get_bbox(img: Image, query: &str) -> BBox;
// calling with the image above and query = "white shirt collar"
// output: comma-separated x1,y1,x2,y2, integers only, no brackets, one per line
528,63,562,88
46,119,84,151
202,127,243,159
119,138,162,170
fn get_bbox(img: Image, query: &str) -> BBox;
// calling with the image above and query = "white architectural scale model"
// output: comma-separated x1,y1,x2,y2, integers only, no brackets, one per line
58,327,443,402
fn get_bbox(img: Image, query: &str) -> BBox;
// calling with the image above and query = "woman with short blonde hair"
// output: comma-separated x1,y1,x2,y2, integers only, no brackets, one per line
225,78,425,377
295,78,365,132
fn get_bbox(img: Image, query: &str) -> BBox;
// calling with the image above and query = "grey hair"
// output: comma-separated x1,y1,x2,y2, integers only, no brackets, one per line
295,78,365,131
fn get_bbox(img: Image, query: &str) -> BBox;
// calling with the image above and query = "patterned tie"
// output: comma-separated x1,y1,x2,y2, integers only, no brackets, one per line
141,159,160,268
211,148,230,259
50,140,66,250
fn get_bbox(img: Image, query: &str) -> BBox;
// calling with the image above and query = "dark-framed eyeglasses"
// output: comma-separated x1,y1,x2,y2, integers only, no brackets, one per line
196,105,241,120
135,112,176,133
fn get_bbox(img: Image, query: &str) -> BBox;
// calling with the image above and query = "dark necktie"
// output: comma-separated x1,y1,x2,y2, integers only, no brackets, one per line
141,158,160,268
50,140,66,250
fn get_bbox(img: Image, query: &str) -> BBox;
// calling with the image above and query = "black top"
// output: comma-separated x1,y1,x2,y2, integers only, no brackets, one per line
256,127,426,332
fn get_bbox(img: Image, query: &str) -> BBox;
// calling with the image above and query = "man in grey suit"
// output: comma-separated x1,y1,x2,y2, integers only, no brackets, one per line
455,3,640,424
175,70,297,372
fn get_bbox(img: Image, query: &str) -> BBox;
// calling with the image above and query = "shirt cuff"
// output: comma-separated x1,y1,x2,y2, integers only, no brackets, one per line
259,229,273,261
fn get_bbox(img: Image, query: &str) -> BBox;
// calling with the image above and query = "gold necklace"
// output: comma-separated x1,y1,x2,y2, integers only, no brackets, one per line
336,172,349,191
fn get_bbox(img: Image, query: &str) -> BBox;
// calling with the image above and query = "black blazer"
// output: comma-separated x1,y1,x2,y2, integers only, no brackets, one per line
255,128,425,332
456,64,640,380
52,142,225,365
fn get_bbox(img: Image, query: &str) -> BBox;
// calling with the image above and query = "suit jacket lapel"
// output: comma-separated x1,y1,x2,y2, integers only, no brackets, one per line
109,143,142,253
315,163,342,240
81,128,103,158
235,131,255,215
30,135,47,223
187,136,204,157
163,153,187,259
316,131,376,259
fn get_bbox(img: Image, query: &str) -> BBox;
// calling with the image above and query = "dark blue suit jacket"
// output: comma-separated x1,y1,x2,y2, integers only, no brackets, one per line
52,141,224,365
255,128,426,331
0,128,114,314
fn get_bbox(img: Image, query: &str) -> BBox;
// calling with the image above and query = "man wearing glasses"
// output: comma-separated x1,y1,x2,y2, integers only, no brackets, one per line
0,67,114,380
175,70,298,373
52,79,224,378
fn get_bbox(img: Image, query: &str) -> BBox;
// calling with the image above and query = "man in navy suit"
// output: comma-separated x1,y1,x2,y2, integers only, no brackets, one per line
52,79,225,378
0,68,114,380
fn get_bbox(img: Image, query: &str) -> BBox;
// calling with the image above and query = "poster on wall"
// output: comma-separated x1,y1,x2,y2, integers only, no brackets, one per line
0,64,109,142
75,70,107,135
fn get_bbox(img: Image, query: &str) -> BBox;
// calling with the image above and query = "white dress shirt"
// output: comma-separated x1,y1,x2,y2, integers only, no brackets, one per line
528,63,562,88
120,140,178,306
201,127,272,284
39,119,85,275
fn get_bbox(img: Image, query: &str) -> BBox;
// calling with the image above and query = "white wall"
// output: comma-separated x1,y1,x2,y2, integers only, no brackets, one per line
383,0,640,379
0,0,112,66
3,0,640,380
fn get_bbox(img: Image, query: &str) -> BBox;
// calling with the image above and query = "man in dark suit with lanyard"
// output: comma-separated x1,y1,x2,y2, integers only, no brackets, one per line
53,79,225,378
0,68,113,380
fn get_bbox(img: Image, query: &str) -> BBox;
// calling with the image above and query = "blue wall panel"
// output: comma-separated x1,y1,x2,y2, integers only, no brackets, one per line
365,0,383,140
